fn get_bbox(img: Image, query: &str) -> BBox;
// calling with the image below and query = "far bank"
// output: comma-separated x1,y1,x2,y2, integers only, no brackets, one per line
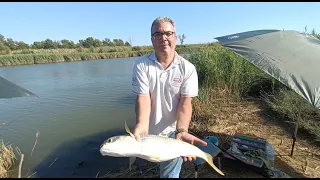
0,44,208,67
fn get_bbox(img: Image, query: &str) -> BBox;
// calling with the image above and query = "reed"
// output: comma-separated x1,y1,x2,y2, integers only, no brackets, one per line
0,140,16,178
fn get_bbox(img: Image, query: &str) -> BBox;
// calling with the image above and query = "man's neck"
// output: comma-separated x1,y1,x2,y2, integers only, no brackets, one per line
156,51,175,70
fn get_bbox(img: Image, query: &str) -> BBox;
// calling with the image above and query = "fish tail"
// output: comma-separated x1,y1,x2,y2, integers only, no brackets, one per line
203,152,225,176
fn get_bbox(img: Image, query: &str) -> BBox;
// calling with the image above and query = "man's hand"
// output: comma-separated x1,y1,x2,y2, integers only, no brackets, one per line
175,132,207,162
133,123,149,141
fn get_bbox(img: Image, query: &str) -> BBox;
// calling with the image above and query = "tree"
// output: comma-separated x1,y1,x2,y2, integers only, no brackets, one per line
310,28,320,40
124,41,131,46
102,38,112,46
113,39,124,46
178,33,186,45
0,44,10,55
31,41,43,49
303,26,320,40
4,38,17,50
16,41,29,49
42,39,58,49
128,36,132,46
0,34,5,44
93,38,102,47
311,28,316,36
84,37,95,48
304,25,308,34
60,39,75,49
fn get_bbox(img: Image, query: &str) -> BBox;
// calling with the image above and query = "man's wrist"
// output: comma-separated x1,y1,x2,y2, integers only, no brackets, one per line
176,128,188,134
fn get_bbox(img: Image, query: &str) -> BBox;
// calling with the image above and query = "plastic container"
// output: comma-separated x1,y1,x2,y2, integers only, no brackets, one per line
265,142,275,168
206,135,219,146
192,135,220,166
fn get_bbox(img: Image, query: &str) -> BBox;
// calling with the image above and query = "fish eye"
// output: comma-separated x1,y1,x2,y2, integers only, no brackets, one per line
102,138,113,146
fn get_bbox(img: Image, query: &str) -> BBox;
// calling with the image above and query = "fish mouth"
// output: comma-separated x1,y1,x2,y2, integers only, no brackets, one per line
100,144,123,157
100,148,126,157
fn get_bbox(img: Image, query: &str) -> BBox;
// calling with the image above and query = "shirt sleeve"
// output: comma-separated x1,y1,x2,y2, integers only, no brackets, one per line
180,64,198,97
132,60,149,96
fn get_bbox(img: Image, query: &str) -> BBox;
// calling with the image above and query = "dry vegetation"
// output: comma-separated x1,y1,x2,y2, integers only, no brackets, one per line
0,140,16,178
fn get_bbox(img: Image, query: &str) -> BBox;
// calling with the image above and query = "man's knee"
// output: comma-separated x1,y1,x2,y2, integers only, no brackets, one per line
159,157,183,178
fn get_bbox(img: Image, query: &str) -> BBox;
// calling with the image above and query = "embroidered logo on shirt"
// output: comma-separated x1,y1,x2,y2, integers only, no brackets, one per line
172,77,182,87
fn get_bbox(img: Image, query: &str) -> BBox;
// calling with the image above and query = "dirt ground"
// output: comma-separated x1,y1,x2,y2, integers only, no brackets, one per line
100,97,320,178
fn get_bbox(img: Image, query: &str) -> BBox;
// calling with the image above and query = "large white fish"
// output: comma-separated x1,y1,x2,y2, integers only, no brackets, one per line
99,122,225,176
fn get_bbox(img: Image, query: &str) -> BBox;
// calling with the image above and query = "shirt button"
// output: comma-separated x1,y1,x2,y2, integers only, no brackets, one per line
160,72,167,78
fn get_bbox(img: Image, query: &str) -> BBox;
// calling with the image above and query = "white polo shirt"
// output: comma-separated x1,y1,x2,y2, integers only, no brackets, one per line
131,51,198,136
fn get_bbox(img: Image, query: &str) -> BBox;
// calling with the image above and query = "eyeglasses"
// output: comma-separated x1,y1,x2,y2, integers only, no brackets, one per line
151,31,175,40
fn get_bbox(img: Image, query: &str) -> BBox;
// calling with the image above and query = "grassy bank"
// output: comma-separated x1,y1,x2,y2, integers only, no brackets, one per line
188,43,320,141
0,44,208,66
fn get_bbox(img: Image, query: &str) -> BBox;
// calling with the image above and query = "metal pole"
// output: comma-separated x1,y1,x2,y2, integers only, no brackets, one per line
290,121,299,156
194,165,199,178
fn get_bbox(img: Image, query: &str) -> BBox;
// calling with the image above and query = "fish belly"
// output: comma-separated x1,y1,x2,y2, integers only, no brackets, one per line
136,139,193,162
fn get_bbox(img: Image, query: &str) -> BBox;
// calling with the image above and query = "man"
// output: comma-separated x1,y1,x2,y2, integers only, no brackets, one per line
131,16,207,178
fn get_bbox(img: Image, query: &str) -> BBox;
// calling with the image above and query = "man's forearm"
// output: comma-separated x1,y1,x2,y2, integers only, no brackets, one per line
176,97,193,131
135,95,151,125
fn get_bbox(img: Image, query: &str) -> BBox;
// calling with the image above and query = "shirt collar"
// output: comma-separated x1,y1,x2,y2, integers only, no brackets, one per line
148,51,180,66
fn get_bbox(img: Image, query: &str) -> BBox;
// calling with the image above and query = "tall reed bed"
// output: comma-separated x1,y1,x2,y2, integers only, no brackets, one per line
0,50,155,66
189,43,269,100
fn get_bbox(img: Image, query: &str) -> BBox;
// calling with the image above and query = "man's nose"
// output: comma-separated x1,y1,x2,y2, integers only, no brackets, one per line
159,35,168,41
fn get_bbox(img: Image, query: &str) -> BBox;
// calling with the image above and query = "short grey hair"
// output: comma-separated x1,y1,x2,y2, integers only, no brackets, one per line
151,16,176,34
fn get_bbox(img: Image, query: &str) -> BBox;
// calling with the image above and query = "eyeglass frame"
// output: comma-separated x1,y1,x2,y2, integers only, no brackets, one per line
151,31,176,40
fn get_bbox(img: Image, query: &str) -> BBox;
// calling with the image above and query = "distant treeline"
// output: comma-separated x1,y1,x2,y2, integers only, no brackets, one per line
0,31,210,66
0,43,210,66
0,33,134,55
0,26,319,54
0,27,319,66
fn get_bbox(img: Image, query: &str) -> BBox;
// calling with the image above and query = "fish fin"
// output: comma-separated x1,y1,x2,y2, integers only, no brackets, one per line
125,121,135,138
147,155,161,162
129,157,136,171
203,152,225,176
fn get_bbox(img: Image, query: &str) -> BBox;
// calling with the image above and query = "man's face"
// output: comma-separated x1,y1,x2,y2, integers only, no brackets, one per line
151,22,177,55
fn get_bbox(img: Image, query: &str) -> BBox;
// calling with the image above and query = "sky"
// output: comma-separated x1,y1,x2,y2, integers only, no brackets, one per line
0,2,319,46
